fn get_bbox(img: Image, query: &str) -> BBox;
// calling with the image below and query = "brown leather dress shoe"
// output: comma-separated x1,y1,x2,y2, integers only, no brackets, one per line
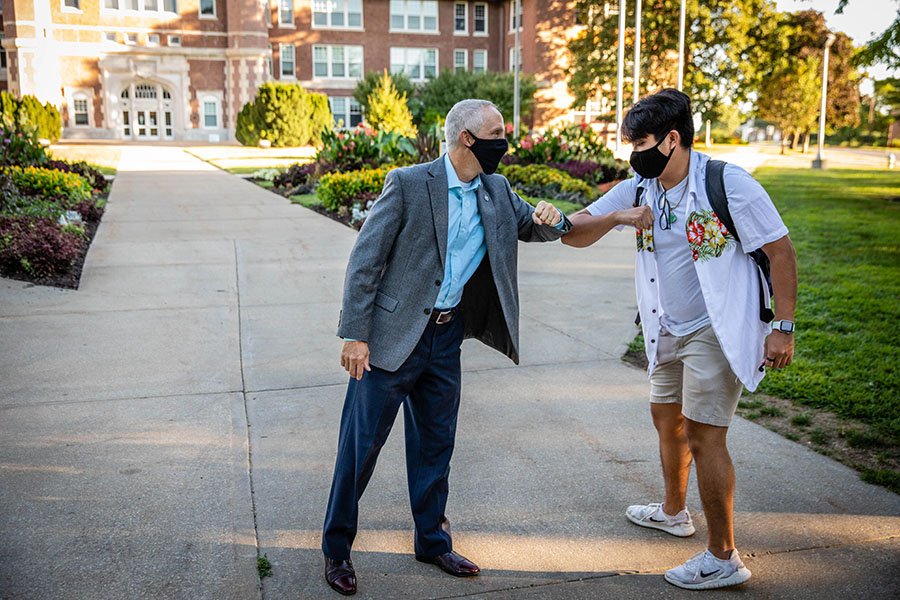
415,551,480,577
324,556,357,595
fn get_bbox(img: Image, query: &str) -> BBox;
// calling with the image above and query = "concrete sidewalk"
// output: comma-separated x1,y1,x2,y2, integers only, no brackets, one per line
1,147,898,600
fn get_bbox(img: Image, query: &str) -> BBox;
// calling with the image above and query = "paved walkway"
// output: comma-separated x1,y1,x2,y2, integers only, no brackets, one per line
1,147,898,599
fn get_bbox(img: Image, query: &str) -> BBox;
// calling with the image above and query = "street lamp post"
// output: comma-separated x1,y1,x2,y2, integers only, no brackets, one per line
677,0,686,90
615,0,626,151
812,33,836,170
513,0,521,138
633,0,642,104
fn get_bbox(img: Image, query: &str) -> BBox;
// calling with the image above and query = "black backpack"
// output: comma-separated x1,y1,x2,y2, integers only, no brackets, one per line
632,160,774,325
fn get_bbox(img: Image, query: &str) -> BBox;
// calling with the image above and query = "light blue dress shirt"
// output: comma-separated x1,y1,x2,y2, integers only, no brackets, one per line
345,155,567,339
435,153,487,309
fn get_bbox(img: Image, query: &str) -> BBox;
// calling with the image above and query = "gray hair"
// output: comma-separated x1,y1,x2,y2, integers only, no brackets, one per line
444,99,499,150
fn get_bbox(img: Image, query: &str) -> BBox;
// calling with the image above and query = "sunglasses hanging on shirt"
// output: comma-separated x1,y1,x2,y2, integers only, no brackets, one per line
656,179,689,230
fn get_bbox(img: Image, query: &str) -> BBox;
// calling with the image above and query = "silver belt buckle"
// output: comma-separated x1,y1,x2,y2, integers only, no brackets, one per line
435,309,454,325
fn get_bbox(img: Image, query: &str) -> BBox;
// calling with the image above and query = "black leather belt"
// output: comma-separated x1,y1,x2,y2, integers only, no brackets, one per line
429,307,457,325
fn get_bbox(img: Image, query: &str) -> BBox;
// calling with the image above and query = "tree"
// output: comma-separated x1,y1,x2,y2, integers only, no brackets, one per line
568,0,785,123
353,70,421,123
365,71,417,137
757,57,821,154
416,69,538,128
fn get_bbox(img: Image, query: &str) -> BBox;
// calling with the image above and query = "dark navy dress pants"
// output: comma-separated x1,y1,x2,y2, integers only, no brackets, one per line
322,316,464,561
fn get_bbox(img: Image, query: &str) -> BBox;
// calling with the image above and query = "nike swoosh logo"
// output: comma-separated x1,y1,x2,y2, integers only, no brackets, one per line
700,569,721,578
648,517,666,522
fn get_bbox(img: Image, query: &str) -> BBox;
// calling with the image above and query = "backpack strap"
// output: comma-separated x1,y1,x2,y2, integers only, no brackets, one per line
704,159,740,242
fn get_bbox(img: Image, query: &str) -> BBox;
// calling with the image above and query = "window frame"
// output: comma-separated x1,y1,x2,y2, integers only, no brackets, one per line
199,0,216,19
0,33,7,71
201,95,220,130
390,0,439,34
62,0,82,13
473,48,487,74
473,2,488,36
146,33,160,46
390,47,438,82
312,0,364,31
312,44,364,80
328,96,364,129
125,33,138,45
168,35,182,46
279,0,295,27
68,91,92,128
453,49,467,73
101,0,177,14
279,43,295,79
508,0,522,32
453,2,467,35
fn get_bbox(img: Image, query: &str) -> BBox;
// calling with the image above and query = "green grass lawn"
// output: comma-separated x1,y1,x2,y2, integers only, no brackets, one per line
224,166,286,175
96,165,117,176
290,193,322,208
753,168,900,440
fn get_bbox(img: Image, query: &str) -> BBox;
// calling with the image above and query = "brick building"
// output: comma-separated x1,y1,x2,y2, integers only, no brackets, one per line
0,0,582,142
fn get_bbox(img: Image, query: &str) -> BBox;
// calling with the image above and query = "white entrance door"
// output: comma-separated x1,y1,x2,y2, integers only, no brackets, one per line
120,83,174,141
134,110,159,139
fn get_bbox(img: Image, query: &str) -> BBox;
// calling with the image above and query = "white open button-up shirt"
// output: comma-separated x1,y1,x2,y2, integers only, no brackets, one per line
585,151,788,390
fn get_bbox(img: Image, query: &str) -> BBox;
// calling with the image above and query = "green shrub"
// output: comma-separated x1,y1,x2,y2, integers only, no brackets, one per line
497,163,595,205
4,166,92,204
366,71,417,137
1,93,61,142
416,69,538,128
318,166,395,212
512,123,614,164
1,121,49,167
236,83,333,147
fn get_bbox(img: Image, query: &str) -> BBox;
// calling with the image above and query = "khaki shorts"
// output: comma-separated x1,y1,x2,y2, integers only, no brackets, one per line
650,325,744,428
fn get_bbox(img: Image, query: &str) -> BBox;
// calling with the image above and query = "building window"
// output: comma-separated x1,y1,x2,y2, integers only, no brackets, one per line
473,49,486,74
122,110,131,137
63,0,81,10
508,0,522,31
454,49,467,72
126,34,138,45
168,35,181,46
509,46,521,71
104,0,119,8
144,0,158,10
280,0,294,26
0,34,6,70
390,47,437,81
147,34,160,46
266,43,273,78
329,97,363,129
122,0,139,9
454,3,467,34
280,43,295,77
313,45,363,79
163,0,177,11
313,0,363,29
199,0,215,17
203,99,218,128
73,96,90,126
473,2,487,34
135,84,158,99
103,32,117,43
390,1,438,33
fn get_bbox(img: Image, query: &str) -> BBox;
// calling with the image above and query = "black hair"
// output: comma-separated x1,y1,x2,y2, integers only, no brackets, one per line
621,88,694,148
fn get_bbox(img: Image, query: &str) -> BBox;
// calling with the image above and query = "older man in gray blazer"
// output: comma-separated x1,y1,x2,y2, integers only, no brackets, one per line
321,99,570,596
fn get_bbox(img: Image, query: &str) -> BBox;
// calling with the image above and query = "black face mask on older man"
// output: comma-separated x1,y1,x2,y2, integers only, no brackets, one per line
465,130,509,175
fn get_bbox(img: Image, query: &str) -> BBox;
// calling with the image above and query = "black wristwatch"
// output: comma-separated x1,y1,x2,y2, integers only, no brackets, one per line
771,320,794,334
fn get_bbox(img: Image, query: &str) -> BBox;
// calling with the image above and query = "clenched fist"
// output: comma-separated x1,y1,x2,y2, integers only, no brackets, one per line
617,205,654,229
532,200,562,226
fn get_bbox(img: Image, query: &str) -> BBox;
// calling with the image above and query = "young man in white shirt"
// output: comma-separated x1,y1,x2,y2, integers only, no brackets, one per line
563,89,798,590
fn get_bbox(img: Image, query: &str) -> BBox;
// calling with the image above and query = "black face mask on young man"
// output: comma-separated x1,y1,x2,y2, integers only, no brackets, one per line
466,130,509,175
629,133,675,179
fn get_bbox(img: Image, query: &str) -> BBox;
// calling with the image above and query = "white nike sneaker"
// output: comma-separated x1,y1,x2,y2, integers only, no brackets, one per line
625,502,696,537
664,549,752,590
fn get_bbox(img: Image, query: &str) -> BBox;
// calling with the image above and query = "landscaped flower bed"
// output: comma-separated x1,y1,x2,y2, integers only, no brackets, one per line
246,121,632,229
0,125,111,289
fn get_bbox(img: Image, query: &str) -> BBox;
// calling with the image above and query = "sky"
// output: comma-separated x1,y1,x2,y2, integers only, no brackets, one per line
775,0,899,88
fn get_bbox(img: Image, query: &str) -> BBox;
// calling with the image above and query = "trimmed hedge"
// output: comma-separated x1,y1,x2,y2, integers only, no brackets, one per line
318,166,396,212
236,83,333,147
497,163,595,205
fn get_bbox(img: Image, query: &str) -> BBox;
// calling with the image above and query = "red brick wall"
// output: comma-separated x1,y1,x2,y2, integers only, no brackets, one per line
58,56,103,127
188,59,225,128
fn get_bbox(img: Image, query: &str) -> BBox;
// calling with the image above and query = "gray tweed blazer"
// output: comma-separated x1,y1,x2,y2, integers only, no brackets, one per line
337,156,569,372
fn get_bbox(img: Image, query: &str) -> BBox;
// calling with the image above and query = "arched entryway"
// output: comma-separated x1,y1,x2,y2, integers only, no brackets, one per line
119,81,175,141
